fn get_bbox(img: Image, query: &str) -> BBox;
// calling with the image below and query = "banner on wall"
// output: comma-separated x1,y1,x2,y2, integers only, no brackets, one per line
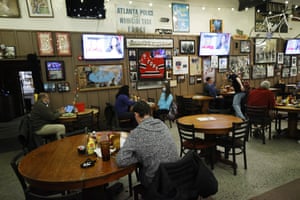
116,5,154,33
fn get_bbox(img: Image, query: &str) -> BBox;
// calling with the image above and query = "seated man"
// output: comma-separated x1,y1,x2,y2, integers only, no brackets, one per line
204,77,224,109
30,93,66,140
116,101,179,188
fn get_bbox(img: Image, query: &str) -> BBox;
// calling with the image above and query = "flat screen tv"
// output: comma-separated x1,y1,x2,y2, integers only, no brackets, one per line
45,61,65,81
285,39,300,55
138,49,165,81
82,34,124,60
199,32,231,56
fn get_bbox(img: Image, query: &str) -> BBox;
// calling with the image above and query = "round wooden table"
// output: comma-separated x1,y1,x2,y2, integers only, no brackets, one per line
275,105,300,138
177,114,242,134
18,132,135,191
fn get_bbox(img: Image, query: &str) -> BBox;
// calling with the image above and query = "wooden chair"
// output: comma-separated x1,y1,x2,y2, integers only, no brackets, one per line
182,97,202,116
245,105,272,144
11,152,75,200
89,105,100,130
176,120,216,169
217,120,249,175
74,111,94,132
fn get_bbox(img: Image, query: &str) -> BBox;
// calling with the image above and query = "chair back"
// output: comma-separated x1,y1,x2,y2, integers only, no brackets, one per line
245,105,269,124
25,191,82,200
176,121,196,148
75,111,94,131
89,105,100,130
10,151,27,195
231,120,249,145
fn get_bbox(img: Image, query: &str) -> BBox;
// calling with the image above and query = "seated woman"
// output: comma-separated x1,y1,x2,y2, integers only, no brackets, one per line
153,83,173,120
115,85,137,127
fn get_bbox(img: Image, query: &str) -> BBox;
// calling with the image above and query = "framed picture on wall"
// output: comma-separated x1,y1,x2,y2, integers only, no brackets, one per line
37,32,54,56
255,38,277,64
4,46,16,59
179,40,195,54
45,61,65,81
55,32,72,56
209,19,223,33
189,76,195,85
266,64,274,77
218,57,228,72
282,67,290,78
252,64,266,79
0,0,20,18
240,40,251,53
291,56,297,67
189,56,201,75
77,64,123,91
290,66,297,76
202,57,215,83
172,3,190,32
277,52,284,64
229,55,250,79
26,0,54,17
172,56,189,75
128,49,136,60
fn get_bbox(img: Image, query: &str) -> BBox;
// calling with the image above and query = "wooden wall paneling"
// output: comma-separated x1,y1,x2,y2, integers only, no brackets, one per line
16,31,35,57
0,30,17,46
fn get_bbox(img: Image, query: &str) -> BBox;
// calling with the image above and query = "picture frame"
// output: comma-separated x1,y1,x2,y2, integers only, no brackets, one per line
291,56,297,67
290,66,297,77
128,49,136,60
165,59,172,70
281,67,290,78
0,0,20,18
172,3,190,32
218,57,228,72
37,32,54,56
77,64,123,91
55,32,71,56
202,56,215,83
45,61,65,81
240,40,251,53
255,38,277,64
189,56,201,76
209,19,223,33
179,40,195,54
189,76,195,85
252,64,266,79
126,38,173,48
4,46,16,59
172,56,189,75
277,52,284,64
266,64,274,77
26,0,54,18
229,55,250,79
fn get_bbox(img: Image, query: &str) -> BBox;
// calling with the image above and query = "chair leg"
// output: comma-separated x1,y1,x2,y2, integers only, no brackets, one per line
233,149,237,176
243,148,247,170
210,147,214,170
262,127,266,144
128,173,133,197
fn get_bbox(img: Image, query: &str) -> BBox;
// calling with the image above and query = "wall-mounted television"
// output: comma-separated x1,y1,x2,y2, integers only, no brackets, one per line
82,34,124,60
45,61,65,81
199,32,231,56
66,0,106,19
285,39,300,55
138,50,165,81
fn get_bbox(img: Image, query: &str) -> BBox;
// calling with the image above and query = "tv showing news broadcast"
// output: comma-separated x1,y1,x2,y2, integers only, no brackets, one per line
199,32,231,56
285,39,300,55
82,34,124,60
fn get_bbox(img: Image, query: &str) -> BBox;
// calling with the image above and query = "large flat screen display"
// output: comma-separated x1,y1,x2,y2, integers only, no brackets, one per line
82,34,124,60
285,39,300,55
199,32,231,56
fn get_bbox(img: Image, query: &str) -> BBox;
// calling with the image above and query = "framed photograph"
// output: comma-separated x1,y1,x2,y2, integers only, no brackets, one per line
255,38,277,64
128,49,136,60
277,52,284,64
218,57,228,72
209,19,223,33
291,56,297,67
0,0,20,18
240,40,251,53
130,72,137,82
290,66,297,77
126,38,173,48
165,49,172,58
252,64,266,79
172,3,190,32
172,56,189,75
189,76,195,85
165,59,172,70
282,68,290,78
189,56,201,76
26,0,54,17
55,32,71,56
37,32,54,56
4,46,16,59
129,61,137,71
202,56,215,83
180,40,195,54
166,70,172,79
77,64,123,91
45,61,65,81
283,55,291,67
229,55,250,79
266,64,274,77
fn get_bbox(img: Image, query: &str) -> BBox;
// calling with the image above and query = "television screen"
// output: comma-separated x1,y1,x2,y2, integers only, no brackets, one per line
199,32,231,56
45,61,65,81
138,50,165,80
285,39,300,55
82,34,124,60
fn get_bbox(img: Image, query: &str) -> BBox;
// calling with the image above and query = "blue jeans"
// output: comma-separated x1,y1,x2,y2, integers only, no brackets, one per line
232,92,246,120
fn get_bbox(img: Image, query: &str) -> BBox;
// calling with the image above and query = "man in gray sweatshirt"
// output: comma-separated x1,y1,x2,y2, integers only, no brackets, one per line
116,100,179,187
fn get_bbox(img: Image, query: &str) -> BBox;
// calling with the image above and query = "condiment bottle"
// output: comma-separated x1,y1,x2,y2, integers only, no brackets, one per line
87,136,96,155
